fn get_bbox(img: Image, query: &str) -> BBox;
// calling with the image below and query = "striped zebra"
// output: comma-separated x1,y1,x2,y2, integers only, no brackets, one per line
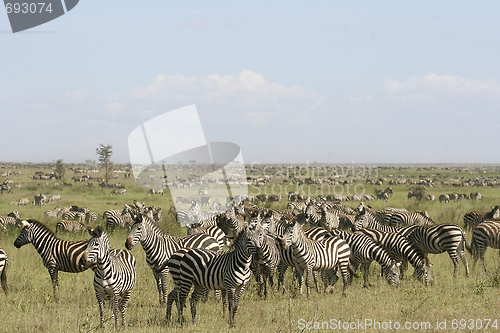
44,206,61,219
305,203,321,227
14,219,93,301
354,228,432,284
165,228,262,327
0,211,21,234
466,220,500,273
187,225,226,250
62,211,86,222
103,208,134,232
56,220,84,233
125,214,220,305
318,205,339,231
439,194,450,203
0,249,8,295
407,224,469,278
329,229,400,288
377,211,435,227
83,226,136,329
354,208,400,233
463,206,500,232
278,222,351,298
250,231,281,299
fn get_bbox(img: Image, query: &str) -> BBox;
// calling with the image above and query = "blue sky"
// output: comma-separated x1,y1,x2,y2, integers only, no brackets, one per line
1,1,500,163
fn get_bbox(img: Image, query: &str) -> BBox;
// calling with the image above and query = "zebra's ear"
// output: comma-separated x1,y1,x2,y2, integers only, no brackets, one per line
87,226,94,236
94,225,104,237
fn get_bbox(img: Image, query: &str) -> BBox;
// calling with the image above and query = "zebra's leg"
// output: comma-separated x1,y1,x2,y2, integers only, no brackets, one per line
277,262,288,294
221,289,228,319
361,263,372,288
152,269,165,305
48,267,59,302
480,248,487,274
230,284,246,328
305,266,312,299
189,284,204,325
339,260,349,297
200,288,209,303
214,290,221,303
312,270,320,293
448,250,460,278
160,269,169,305
95,291,106,328
166,287,179,323
400,259,408,280
178,282,192,324
227,287,237,327
458,241,469,277
118,290,132,328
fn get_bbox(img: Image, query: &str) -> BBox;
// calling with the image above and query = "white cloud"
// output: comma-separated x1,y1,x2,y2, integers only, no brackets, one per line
132,70,328,110
383,73,500,99
179,19,221,29
105,101,125,115
244,112,271,127
66,89,85,101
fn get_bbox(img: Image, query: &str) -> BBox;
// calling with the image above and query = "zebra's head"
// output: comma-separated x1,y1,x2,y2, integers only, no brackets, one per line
492,206,500,219
383,261,401,286
82,226,110,265
278,222,301,251
414,263,433,286
237,226,263,259
14,220,33,248
125,215,148,250
353,208,368,231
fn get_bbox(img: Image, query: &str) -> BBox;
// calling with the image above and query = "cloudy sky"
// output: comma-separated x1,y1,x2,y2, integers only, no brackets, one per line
1,1,500,164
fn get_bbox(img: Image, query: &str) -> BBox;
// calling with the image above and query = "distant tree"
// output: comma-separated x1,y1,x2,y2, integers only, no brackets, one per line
55,159,65,179
96,144,114,186
410,185,427,201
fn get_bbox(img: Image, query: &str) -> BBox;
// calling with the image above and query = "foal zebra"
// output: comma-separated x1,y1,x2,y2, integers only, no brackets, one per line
83,226,136,329
463,206,500,232
125,214,220,305
14,219,93,301
166,228,262,327
0,249,8,295
466,220,500,273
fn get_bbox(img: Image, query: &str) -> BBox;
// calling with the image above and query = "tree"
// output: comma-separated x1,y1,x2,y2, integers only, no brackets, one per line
96,144,114,186
409,185,426,201
55,159,65,179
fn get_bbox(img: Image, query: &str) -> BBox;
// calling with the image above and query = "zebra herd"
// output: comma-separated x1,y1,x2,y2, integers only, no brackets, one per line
3,195,500,328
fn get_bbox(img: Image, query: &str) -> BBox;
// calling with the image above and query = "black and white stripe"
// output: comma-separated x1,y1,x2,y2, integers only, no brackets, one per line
166,228,262,327
103,209,134,232
278,222,351,298
463,206,500,232
14,219,93,301
125,214,220,305
406,224,469,278
56,220,84,233
83,226,136,329
377,211,435,227
0,249,8,295
466,220,500,273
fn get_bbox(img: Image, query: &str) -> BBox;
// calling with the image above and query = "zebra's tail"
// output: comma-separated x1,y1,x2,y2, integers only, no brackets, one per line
465,234,477,259
1,259,8,295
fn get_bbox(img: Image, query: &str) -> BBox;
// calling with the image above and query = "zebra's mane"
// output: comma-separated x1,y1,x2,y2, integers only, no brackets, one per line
139,215,170,237
27,219,57,238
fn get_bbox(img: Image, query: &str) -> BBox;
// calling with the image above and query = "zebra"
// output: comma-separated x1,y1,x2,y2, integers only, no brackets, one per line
463,206,500,232
278,222,351,298
210,201,224,211
82,226,136,329
165,228,262,327
14,219,94,301
318,205,339,231
125,213,220,305
354,228,432,284
187,225,226,250
44,206,61,219
62,211,86,222
33,193,46,207
148,189,164,195
0,249,8,295
406,224,469,278
249,230,281,299
466,220,500,273
377,211,435,227
56,220,84,233
470,192,483,201
0,184,11,194
0,211,21,232
305,202,321,227
439,194,450,203
329,229,400,288
103,208,134,232
47,194,61,203
354,208,400,233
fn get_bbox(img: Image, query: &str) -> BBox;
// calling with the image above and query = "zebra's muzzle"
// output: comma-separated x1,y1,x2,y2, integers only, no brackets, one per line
125,237,134,250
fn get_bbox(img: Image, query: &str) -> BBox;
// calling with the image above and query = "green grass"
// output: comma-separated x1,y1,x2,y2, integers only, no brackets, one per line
1,165,500,332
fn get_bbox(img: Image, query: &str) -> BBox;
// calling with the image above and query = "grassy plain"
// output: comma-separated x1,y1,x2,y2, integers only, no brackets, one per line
0,165,500,332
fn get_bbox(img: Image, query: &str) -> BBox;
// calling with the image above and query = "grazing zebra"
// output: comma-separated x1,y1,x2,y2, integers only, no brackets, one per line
287,201,308,214
125,214,220,305
83,226,136,329
33,193,46,207
0,184,11,194
407,224,469,278
354,208,400,233
377,211,435,227
62,211,85,222
470,192,483,201
0,211,21,231
376,192,389,201
278,222,351,298
166,228,262,327
354,228,432,284
56,220,84,233
0,249,8,295
439,194,450,203
425,194,435,201
148,189,164,196
463,206,500,232
44,206,61,219
466,220,500,273
210,201,224,211
14,219,93,301
47,194,61,203
329,229,400,288
103,209,134,232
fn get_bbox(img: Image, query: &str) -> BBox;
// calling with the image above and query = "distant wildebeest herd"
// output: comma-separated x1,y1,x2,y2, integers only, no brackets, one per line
1,188,500,329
